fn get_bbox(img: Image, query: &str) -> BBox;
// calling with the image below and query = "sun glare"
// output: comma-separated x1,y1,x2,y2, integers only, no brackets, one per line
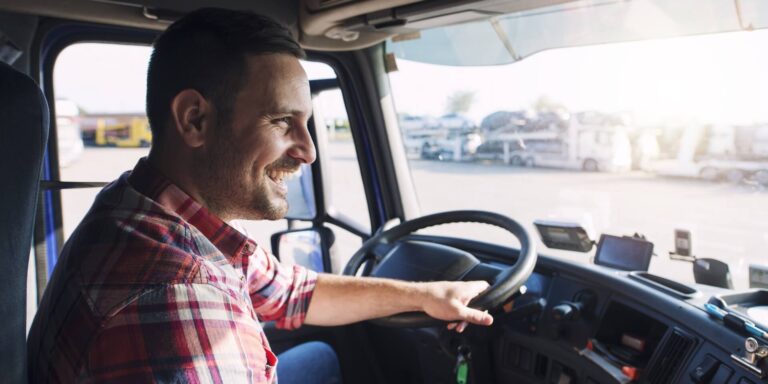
390,29,768,127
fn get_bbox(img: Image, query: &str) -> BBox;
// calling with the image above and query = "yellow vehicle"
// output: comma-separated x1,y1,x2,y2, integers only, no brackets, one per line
94,117,152,147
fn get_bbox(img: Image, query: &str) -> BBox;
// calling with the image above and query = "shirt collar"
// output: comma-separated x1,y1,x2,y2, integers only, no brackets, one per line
127,158,257,260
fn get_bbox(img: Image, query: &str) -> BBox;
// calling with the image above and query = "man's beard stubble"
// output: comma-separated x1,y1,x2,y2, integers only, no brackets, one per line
193,128,294,222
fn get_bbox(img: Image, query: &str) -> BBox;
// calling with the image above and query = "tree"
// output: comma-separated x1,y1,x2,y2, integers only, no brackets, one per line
445,90,475,115
531,95,565,114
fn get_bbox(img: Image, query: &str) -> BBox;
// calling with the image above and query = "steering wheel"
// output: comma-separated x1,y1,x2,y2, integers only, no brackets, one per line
343,210,537,327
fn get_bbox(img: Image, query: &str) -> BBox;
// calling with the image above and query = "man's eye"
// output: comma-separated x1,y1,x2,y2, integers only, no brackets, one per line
274,116,292,126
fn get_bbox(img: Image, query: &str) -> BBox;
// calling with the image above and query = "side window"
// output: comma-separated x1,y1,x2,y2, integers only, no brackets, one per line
313,87,370,272
52,42,289,249
53,45,368,273
54,43,152,240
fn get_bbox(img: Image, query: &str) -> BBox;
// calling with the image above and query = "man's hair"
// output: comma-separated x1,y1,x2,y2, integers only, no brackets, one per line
146,7,305,143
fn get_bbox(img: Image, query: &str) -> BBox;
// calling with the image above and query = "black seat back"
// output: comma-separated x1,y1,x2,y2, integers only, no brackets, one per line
0,61,49,383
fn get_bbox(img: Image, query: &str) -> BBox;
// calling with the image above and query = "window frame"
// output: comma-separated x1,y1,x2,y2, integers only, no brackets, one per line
33,20,157,282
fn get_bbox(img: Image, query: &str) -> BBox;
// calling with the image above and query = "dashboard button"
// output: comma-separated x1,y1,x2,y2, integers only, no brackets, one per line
737,377,756,384
518,347,532,372
711,365,733,383
690,354,720,383
504,344,519,368
548,362,573,384
551,372,573,384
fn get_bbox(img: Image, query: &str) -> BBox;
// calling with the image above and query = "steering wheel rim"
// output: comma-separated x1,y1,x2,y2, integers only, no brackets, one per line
343,210,537,327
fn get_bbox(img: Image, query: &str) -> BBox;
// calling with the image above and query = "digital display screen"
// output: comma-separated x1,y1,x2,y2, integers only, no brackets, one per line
674,229,691,256
534,220,593,252
546,227,573,243
594,235,653,271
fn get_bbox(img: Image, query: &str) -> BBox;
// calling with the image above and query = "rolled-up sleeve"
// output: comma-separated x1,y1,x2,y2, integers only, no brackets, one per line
248,246,318,329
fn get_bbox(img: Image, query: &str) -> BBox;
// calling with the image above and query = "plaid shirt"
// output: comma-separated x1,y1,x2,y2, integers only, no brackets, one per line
28,158,317,383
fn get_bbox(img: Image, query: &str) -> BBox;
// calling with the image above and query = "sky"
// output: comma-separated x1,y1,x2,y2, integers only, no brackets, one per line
388,29,768,127
54,28,768,127
53,44,337,114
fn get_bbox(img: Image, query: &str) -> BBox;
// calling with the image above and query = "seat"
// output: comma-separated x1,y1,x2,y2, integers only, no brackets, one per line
0,61,49,383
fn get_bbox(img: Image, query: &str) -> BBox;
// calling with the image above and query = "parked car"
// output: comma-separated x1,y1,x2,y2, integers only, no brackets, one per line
436,113,474,130
398,114,438,131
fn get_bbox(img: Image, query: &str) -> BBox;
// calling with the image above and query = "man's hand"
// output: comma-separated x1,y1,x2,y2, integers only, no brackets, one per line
420,280,493,333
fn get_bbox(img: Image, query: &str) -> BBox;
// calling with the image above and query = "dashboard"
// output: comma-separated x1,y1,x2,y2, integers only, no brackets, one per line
492,255,762,383
372,235,766,384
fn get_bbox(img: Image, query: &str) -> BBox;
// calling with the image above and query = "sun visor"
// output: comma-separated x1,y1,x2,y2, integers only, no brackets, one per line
387,0,768,66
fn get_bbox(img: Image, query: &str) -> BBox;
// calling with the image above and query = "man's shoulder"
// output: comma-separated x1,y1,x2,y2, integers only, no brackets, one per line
47,170,249,327
59,177,212,311
71,210,203,282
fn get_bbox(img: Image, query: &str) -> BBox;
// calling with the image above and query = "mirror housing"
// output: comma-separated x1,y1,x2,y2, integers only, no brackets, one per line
270,227,334,272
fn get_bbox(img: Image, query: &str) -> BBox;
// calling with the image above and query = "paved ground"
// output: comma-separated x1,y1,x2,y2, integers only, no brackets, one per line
58,140,768,290
408,158,768,290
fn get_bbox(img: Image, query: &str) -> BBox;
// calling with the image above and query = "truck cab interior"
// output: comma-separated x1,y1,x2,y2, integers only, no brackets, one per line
2,0,768,383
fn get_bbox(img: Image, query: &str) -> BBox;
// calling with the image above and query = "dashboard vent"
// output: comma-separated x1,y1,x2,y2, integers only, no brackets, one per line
645,329,696,384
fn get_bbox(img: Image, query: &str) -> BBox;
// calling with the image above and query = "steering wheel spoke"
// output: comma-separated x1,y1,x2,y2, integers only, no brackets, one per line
461,262,505,285
343,210,537,327
371,240,480,282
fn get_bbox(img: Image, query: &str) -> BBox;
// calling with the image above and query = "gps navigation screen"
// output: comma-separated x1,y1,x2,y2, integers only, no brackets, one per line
594,235,654,271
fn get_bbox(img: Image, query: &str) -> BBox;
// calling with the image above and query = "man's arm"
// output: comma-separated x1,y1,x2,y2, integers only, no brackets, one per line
304,273,493,328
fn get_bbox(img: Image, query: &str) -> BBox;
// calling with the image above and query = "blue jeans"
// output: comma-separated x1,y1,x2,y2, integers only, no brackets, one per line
276,341,342,384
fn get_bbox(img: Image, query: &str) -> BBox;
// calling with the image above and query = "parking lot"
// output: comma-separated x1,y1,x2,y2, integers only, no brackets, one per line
59,140,768,290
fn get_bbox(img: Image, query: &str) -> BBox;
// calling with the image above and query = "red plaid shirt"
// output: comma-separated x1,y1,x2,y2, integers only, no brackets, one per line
28,159,317,383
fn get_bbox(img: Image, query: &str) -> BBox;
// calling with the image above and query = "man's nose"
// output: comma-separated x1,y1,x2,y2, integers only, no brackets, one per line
287,124,317,164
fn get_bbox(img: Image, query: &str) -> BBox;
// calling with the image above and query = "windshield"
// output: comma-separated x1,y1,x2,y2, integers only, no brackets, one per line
387,7,768,290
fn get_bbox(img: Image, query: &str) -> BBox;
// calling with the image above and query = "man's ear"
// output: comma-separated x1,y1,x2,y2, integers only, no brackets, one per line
169,89,212,148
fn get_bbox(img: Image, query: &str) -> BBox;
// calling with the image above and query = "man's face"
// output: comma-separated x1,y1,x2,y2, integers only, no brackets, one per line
194,53,315,221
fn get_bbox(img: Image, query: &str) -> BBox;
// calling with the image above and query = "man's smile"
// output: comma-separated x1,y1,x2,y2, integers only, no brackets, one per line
266,167,299,195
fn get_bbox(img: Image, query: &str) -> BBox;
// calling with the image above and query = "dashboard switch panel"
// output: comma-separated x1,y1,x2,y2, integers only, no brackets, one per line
711,364,734,383
690,354,720,383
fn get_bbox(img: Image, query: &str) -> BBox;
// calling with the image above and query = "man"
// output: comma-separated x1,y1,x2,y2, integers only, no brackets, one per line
28,8,493,383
